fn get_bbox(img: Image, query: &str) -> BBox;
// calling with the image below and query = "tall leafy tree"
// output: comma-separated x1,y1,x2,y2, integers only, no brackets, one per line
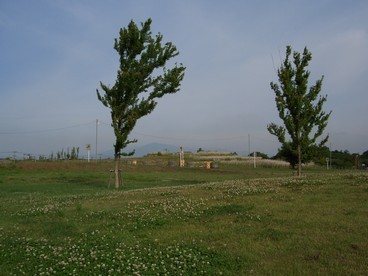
97,18,185,188
268,46,331,176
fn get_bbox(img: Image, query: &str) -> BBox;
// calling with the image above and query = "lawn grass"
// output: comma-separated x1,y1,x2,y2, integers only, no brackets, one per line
0,160,367,274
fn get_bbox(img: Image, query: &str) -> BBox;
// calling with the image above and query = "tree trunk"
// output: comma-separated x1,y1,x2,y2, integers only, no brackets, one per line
114,155,121,188
297,143,302,177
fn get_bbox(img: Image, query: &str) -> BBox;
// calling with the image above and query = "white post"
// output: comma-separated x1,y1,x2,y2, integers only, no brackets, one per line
86,144,91,163
329,142,332,169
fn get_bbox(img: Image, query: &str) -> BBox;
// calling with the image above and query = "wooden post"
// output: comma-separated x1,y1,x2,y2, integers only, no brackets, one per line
179,146,185,167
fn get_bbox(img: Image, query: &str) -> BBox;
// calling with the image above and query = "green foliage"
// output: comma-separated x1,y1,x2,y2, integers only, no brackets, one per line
97,18,185,157
329,150,364,169
281,147,367,169
54,147,80,160
268,46,331,173
361,151,368,168
249,151,269,159
309,145,329,165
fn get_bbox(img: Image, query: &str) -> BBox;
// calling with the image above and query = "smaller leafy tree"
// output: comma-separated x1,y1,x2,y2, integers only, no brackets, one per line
309,145,329,166
268,46,331,176
70,147,79,160
97,18,185,188
361,150,368,167
248,152,269,159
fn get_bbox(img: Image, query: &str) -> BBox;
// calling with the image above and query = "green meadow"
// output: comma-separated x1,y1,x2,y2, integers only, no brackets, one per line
0,160,367,275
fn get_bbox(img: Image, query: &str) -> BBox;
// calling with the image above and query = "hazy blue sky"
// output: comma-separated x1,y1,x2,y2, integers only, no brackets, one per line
1,0,367,158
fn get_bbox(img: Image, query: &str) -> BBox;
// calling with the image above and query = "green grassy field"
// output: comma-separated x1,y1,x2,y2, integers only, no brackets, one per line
0,160,367,275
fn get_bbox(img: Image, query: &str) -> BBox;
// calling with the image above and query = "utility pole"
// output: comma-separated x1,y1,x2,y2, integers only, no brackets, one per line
12,151,17,164
248,134,250,157
253,151,256,168
95,119,99,162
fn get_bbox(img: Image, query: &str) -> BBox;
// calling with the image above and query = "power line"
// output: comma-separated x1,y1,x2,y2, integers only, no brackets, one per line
0,121,95,135
99,120,251,142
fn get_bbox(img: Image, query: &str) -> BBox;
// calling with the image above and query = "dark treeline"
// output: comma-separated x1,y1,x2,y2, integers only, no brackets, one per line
272,146,368,169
